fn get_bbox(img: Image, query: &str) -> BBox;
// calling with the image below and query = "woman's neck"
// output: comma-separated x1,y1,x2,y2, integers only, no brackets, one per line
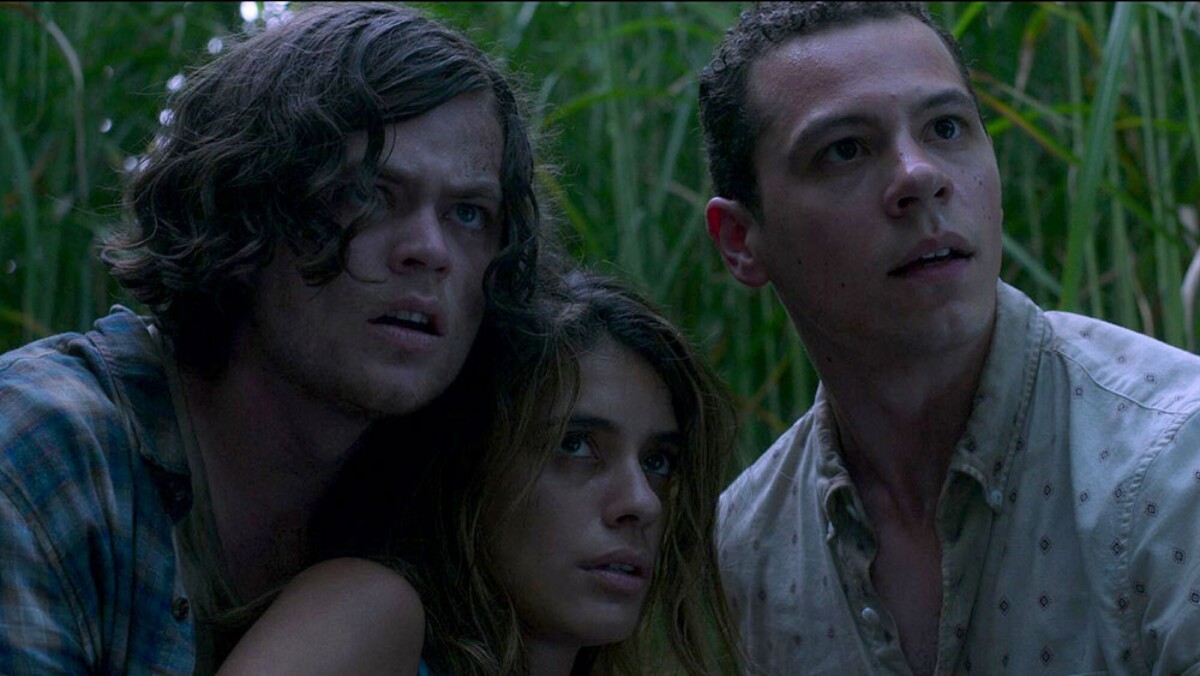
525,637,581,676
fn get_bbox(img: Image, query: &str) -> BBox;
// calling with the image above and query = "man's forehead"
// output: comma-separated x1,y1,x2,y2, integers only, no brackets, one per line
341,97,504,181
746,16,962,128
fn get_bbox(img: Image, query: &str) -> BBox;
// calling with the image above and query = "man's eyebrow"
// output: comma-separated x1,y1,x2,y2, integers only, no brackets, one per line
788,113,876,163
786,89,977,163
450,179,503,202
375,166,502,201
911,88,976,116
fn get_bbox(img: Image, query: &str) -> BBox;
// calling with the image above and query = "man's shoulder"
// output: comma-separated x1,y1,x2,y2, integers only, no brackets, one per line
1036,310,1200,540
0,305,156,377
0,310,193,676
0,308,169,506
1,308,152,429
720,407,819,528
1031,315,1200,672
1042,309,1200,412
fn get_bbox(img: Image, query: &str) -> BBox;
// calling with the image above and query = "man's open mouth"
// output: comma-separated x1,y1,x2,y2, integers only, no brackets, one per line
370,310,438,335
888,248,972,276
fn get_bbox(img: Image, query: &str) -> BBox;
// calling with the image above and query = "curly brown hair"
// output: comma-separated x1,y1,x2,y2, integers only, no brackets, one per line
103,2,539,373
698,1,980,214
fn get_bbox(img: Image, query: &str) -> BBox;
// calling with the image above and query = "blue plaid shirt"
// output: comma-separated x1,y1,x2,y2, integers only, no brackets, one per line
0,307,195,673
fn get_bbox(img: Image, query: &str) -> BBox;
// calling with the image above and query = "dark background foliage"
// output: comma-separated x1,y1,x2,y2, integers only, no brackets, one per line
3,2,1198,472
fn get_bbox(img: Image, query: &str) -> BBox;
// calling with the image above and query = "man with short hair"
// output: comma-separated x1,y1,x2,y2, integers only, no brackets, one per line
701,3,1200,674
0,4,539,672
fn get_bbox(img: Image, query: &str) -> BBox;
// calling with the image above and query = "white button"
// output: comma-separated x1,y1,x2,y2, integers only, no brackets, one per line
826,522,836,540
861,607,880,625
989,489,1004,508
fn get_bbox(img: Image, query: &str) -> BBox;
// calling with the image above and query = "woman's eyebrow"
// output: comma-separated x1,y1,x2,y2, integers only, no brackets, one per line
651,430,684,446
566,414,615,432
566,415,683,442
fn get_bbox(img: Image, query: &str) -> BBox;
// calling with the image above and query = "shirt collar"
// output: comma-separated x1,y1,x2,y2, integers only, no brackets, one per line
814,281,1047,522
812,388,860,529
951,281,1045,513
89,306,192,519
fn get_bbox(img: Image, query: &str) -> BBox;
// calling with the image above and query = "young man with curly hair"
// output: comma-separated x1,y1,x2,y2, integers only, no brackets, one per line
0,4,541,672
702,3,1200,674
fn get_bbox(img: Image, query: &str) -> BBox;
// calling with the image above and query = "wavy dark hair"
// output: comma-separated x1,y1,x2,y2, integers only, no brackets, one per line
403,270,743,675
103,2,539,373
698,1,979,214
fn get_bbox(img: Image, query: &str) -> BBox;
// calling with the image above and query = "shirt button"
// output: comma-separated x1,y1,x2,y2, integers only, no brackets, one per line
171,597,190,621
861,607,880,625
826,522,836,539
988,489,1003,508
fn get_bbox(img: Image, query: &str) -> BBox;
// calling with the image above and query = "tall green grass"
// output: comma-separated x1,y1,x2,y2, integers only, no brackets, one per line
3,2,1199,472
427,1,1200,471
1,2,243,344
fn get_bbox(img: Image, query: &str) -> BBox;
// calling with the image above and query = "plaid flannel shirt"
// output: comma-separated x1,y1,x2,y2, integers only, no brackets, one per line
0,307,195,674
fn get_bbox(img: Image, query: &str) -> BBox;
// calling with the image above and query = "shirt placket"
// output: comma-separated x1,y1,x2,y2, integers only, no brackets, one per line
935,468,1000,674
827,488,912,673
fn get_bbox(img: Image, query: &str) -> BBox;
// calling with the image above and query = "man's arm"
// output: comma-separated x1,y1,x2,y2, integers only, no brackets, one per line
0,485,93,672
219,557,425,675
0,332,193,674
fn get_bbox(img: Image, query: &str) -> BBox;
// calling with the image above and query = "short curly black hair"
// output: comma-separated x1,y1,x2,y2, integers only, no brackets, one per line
103,2,540,374
698,2,980,214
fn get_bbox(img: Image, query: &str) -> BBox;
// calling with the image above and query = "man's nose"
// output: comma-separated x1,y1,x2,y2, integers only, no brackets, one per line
387,206,451,275
882,137,952,219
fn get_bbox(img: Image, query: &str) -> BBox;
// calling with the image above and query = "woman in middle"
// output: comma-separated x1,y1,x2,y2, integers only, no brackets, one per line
220,270,743,675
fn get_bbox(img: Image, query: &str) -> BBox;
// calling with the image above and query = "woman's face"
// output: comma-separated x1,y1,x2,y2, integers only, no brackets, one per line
488,336,679,655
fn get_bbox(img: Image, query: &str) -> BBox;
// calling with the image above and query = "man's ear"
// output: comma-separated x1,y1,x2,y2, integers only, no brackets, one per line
705,197,769,288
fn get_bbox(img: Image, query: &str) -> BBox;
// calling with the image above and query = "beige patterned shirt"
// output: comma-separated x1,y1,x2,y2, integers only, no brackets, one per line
719,282,1200,675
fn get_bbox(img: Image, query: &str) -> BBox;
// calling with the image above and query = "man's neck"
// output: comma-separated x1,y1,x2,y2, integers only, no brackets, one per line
179,356,371,601
809,325,994,522
801,316,995,676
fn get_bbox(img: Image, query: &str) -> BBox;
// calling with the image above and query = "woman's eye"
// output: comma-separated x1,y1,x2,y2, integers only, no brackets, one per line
821,138,863,165
556,433,593,458
932,117,962,140
451,203,486,230
642,450,674,478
